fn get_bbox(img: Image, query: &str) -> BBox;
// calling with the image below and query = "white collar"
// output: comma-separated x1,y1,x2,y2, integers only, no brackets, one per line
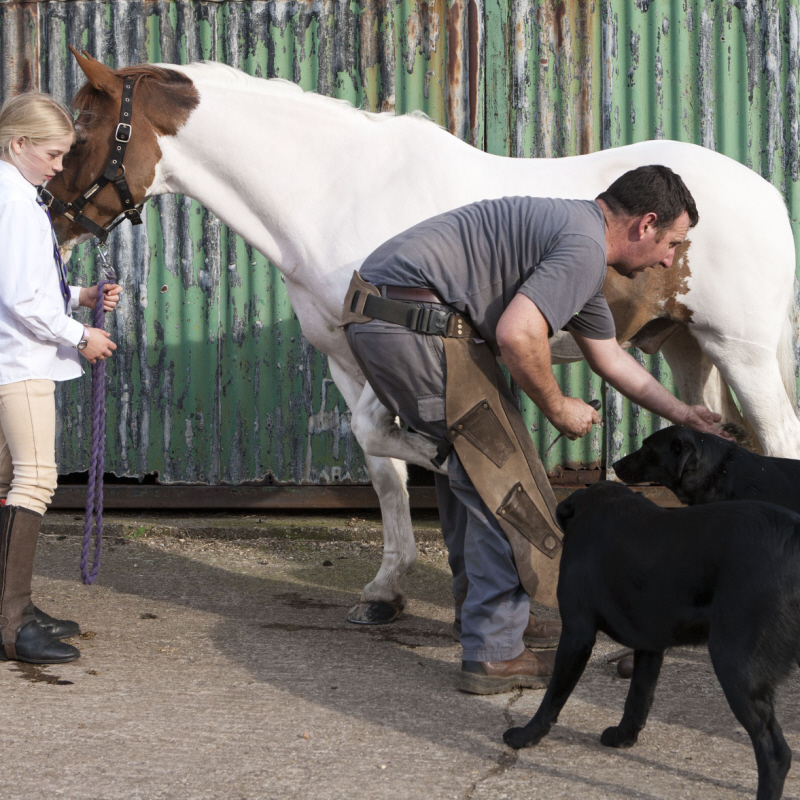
0,160,39,199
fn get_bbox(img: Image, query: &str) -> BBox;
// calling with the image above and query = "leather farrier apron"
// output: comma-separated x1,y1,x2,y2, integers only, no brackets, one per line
342,271,563,608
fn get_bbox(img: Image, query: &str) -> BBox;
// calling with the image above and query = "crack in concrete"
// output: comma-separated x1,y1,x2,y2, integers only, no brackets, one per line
460,689,523,799
258,620,455,649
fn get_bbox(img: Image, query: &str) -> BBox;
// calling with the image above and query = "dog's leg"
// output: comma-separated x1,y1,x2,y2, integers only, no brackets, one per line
710,650,791,800
600,649,664,748
503,629,595,749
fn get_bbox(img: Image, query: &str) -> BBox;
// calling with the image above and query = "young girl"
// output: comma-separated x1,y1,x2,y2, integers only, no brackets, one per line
0,92,122,664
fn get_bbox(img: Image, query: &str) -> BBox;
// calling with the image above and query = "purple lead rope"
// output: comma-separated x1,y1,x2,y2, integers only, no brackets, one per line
81,251,114,585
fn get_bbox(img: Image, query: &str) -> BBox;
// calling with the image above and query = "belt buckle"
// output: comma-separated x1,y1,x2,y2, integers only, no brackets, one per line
428,309,448,334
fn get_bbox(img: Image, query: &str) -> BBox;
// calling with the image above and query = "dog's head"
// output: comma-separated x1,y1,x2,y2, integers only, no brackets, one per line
613,425,726,502
556,481,637,532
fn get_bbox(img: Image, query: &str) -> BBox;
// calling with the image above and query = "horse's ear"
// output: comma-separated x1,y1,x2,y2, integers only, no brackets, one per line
69,46,122,99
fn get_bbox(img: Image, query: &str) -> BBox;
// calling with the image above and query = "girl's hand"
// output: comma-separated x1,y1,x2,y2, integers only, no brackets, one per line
79,327,117,364
79,283,122,312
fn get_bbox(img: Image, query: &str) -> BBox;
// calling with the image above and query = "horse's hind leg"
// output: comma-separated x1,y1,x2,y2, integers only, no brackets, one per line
709,638,792,800
504,623,595,749
600,649,664,748
327,357,418,624
348,453,418,623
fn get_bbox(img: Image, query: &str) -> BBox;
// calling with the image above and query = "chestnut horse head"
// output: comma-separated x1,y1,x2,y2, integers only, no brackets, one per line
47,48,198,248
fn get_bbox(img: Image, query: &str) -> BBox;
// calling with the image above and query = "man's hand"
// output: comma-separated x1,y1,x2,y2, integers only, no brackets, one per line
79,283,122,312
680,404,733,439
79,327,117,364
573,332,735,441
550,397,601,439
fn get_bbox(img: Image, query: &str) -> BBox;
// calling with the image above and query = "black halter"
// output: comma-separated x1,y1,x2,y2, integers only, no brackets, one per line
37,77,145,244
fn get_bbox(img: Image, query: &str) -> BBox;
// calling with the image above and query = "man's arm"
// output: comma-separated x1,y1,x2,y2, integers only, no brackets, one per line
570,330,725,435
496,294,600,438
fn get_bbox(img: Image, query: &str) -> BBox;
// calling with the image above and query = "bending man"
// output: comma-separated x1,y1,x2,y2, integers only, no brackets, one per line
343,166,723,694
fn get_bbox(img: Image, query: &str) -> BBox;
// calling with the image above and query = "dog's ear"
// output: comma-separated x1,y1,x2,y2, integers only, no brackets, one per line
556,489,584,531
671,437,699,478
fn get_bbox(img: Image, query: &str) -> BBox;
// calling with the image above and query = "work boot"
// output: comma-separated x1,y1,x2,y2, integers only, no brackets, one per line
453,612,561,648
457,648,556,695
34,605,81,639
0,505,80,664
522,614,561,648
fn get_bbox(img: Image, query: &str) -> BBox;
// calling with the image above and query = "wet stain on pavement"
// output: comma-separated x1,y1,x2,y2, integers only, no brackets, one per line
11,662,73,686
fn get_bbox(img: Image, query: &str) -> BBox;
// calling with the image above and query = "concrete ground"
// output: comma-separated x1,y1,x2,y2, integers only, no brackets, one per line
3,509,799,800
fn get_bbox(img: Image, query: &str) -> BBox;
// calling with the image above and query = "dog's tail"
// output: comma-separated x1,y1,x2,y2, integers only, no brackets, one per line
777,277,799,415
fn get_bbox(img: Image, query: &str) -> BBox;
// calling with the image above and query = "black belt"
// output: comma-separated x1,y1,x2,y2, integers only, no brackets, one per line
359,291,474,338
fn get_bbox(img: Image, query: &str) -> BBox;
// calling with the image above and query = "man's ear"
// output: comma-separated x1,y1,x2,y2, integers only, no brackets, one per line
637,212,659,240
70,46,122,99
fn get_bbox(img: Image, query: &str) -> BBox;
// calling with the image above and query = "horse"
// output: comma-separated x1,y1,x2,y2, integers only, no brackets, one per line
47,50,800,625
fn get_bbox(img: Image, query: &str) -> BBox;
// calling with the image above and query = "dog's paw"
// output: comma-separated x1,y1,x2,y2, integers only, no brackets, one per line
600,725,638,748
503,726,540,749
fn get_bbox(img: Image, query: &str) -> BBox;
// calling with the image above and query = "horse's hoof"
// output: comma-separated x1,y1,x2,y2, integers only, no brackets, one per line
347,600,402,625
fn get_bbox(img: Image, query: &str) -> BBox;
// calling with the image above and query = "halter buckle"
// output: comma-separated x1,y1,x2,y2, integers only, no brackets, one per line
125,207,144,226
115,123,132,143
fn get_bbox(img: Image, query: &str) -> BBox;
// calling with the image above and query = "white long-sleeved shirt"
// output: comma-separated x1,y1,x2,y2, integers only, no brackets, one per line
0,160,84,385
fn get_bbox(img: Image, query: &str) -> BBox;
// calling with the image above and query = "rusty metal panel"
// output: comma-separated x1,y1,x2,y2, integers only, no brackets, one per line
594,0,800,469
0,0,451,485
2,0,800,487
485,0,800,473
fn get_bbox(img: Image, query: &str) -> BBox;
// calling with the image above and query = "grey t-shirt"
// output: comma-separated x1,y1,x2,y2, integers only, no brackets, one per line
360,196,616,347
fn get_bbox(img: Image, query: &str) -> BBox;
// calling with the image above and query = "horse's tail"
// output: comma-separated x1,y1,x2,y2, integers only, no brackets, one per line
778,276,799,415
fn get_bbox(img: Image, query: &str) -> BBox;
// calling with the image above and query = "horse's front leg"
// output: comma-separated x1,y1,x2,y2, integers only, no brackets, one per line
326,358,423,624
694,330,800,459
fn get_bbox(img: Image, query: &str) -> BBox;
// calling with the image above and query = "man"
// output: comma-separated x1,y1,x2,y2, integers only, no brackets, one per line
343,165,723,694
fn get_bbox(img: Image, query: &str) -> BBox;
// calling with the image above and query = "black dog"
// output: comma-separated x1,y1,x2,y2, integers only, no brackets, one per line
613,425,800,511
503,481,800,800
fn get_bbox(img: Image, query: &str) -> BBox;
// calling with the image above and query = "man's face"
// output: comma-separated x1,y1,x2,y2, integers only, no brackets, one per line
613,210,692,279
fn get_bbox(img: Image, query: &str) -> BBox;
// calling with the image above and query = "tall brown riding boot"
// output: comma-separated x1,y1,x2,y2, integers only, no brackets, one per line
0,505,79,664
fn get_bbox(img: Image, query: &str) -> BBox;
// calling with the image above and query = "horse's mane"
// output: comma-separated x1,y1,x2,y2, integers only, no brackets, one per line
72,59,436,128
73,63,195,111
163,61,434,125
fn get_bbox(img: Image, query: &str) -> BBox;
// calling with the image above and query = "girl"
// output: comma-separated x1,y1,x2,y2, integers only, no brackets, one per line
0,92,122,664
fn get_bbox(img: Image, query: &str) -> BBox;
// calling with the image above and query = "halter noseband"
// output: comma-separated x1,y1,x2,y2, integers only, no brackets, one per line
38,77,145,244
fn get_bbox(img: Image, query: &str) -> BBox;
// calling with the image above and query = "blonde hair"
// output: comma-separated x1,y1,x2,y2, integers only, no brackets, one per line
0,93,75,166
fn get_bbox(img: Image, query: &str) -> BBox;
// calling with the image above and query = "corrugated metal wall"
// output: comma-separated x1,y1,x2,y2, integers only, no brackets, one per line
1,0,799,485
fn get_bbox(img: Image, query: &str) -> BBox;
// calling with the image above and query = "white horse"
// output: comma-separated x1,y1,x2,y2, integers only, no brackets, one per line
50,52,800,623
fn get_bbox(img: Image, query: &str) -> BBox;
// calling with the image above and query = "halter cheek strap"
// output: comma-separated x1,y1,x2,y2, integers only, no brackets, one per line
38,77,145,243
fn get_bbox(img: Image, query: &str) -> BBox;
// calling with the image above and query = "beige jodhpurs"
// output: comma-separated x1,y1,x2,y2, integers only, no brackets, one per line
0,380,58,516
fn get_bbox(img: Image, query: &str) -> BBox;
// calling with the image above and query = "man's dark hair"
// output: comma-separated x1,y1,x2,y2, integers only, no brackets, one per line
596,165,699,230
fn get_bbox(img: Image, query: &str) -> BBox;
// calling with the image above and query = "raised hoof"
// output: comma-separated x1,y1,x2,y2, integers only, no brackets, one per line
347,600,403,625
503,726,539,750
600,725,637,749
